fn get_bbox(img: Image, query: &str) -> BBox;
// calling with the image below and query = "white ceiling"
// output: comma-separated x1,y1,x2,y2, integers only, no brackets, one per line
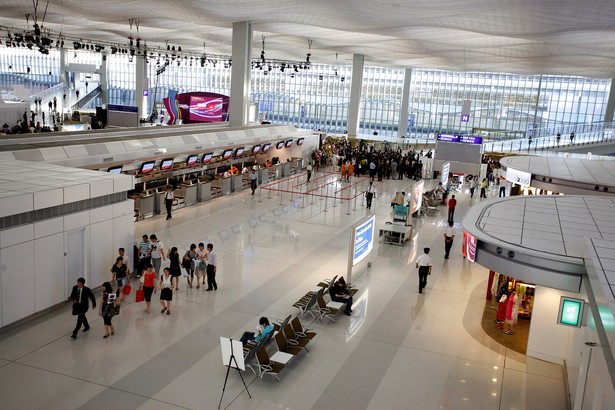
2,0,615,77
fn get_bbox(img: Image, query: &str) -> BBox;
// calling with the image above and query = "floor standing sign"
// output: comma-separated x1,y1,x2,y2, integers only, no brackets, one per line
347,214,376,283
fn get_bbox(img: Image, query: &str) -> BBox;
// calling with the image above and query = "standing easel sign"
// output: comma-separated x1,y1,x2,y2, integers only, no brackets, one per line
218,337,251,408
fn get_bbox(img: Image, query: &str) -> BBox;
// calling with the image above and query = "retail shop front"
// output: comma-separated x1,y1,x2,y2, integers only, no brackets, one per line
462,195,615,407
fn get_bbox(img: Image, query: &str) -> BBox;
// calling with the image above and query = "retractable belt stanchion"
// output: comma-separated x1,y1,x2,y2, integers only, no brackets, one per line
258,186,263,203
346,196,351,215
323,184,329,213
288,179,294,202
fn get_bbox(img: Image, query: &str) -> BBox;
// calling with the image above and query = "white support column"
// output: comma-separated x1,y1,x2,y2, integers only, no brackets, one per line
59,48,68,90
135,54,148,119
398,68,412,137
100,52,108,105
347,54,365,137
229,21,253,127
604,79,615,124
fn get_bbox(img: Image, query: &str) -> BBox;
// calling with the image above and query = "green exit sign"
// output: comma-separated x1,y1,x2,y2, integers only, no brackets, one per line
557,297,585,328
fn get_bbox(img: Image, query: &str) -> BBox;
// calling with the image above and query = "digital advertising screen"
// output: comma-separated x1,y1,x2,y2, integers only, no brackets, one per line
108,166,123,174
202,153,214,163
186,155,199,166
351,215,375,266
285,140,293,148
252,145,261,154
262,143,271,153
276,141,285,149
235,147,245,158
140,161,155,174
188,96,223,122
297,138,305,145
160,158,174,171
222,149,233,160
410,180,424,214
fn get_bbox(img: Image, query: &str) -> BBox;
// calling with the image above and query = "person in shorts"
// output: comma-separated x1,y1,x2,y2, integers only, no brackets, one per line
110,256,128,302
139,263,157,313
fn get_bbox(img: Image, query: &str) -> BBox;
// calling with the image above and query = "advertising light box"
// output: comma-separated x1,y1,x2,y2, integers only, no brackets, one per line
352,215,375,266
557,296,586,328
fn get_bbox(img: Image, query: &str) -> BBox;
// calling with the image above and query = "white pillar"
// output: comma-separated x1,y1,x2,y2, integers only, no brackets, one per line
59,48,68,89
347,54,364,137
398,68,412,137
229,21,253,127
100,52,108,105
604,79,615,124
135,54,148,119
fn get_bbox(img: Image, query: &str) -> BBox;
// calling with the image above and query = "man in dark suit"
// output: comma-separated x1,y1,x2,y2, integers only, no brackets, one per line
70,277,96,339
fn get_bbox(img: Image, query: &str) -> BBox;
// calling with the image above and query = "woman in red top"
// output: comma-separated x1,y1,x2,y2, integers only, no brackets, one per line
139,263,157,313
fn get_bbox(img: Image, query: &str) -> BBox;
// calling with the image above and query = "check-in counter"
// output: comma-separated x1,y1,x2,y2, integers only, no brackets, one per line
180,183,198,205
212,177,231,195
292,158,303,173
133,193,155,219
197,178,212,202
281,162,292,177
258,168,269,184
231,174,244,192
154,191,164,214
273,163,283,179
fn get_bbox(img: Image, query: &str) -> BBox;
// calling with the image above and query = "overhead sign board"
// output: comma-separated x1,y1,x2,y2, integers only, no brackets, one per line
557,296,585,328
437,134,482,144
505,168,532,186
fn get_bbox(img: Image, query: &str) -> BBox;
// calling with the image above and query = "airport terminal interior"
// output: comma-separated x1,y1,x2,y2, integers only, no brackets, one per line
1,1,615,409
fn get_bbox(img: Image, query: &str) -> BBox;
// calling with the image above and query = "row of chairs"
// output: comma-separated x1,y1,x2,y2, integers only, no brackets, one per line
242,315,316,381
292,274,358,322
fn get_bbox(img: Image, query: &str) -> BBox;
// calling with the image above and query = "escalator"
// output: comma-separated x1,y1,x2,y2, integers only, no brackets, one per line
71,85,101,110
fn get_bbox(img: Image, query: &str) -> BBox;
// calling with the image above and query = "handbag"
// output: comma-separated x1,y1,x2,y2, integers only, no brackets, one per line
135,289,145,303
181,267,189,278
198,260,206,271
111,303,121,316
123,283,132,295
71,304,80,316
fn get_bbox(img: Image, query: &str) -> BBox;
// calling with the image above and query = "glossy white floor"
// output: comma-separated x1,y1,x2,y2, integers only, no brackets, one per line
0,172,568,410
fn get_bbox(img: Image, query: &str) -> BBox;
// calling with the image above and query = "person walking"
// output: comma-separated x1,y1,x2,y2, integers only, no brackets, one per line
469,176,478,198
365,181,375,210
168,246,181,290
479,178,488,198
182,244,198,288
159,267,175,315
250,166,258,195
70,277,96,339
137,234,151,278
196,242,207,288
110,256,128,302
149,234,165,276
139,263,157,313
99,282,116,338
444,221,455,259
499,177,507,197
164,185,174,220
415,247,432,293
447,194,457,223
205,243,218,291
306,162,313,183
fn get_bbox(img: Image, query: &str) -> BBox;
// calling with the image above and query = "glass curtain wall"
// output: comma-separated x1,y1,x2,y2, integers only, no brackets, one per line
407,71,610,139
251,64,353,133
0,48,60,100
0,47,610,138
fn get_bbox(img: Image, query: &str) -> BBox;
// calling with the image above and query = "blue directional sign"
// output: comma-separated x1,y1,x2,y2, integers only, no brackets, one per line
461,114,470,122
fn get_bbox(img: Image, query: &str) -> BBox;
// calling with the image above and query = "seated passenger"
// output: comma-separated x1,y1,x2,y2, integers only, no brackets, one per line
229,165,239,175
265,159,272,168
240,317,274,345
331,278,353,316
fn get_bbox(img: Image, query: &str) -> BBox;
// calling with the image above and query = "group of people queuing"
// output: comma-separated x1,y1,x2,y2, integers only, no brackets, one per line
69,236,219,339
312,141,427,183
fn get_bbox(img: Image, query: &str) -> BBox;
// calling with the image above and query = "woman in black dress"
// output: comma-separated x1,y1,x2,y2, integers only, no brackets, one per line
168,246,181,290
98,282,116,338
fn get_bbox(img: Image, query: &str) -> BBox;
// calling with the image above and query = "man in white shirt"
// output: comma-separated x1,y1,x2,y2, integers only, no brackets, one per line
205,243,218,291
118,247,131,278
365,181,376,210
306,163,313,183
415,247,432,293
443,221,455,259
149,234,166,275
